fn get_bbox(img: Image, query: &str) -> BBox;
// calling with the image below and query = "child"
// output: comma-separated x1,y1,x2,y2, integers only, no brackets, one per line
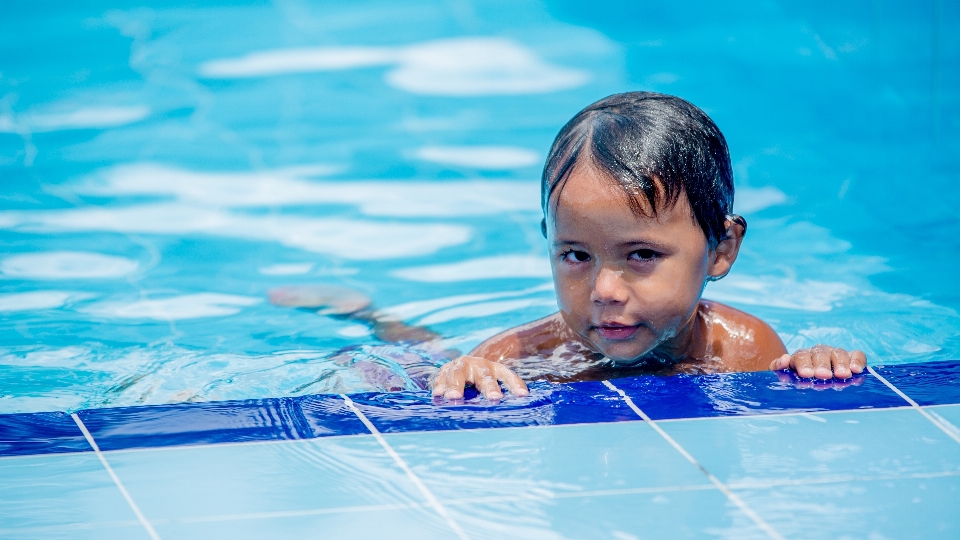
272,92,866,400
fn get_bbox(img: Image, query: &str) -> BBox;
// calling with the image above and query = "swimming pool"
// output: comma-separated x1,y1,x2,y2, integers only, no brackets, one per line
2,0,959,537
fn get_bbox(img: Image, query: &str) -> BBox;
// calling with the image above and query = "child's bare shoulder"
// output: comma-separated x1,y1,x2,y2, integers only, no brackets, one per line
469,312,573,361
701,300,787,369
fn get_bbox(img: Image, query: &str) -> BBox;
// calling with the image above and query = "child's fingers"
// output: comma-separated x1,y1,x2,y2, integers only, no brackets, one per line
494,363,529,397
470,362,504,400
443,361,468,400
831,348,852,379
431,357,526,401
769,354,791,371
793,349,814,378
431,362,454,396
850,350,867,373
812,346,833,379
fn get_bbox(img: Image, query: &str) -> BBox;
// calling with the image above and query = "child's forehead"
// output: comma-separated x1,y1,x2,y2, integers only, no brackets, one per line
554,162,662,215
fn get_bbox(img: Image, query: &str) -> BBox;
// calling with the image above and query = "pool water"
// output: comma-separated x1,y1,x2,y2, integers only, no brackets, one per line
2,0,959,538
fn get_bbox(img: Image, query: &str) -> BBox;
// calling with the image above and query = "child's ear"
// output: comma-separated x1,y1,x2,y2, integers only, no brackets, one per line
707,215,746,282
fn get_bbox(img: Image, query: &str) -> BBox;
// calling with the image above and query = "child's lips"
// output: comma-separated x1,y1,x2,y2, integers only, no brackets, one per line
595,323,640,341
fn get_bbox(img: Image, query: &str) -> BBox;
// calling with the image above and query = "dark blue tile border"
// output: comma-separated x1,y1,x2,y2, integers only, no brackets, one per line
875,361,960,406
0,411,92,457
349,380,638,433
2,360,957,458
613,369,909,420
77,395,367,452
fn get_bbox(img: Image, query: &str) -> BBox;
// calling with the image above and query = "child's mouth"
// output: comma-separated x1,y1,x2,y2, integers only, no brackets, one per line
596,323,640,341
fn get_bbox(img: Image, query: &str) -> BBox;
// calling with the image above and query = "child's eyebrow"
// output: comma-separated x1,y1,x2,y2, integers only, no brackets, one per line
551,239,587,249
551,238,672,251
621,239,671,251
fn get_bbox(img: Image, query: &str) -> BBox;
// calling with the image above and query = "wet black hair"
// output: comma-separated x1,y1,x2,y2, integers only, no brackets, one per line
540,91,741,246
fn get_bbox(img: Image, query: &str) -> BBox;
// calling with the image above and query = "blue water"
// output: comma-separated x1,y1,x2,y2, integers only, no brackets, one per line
2,0,959,414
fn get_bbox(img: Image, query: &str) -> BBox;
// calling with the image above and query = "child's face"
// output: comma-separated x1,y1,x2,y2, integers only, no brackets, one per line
548,164,724,363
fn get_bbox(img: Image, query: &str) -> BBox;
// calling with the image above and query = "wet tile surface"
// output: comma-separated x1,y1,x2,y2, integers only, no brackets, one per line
150,507,454,540
0,453,145,535
107,436,424,521
660,408,960,485
443,488,770,540
733,474,960,540
388,422,707,500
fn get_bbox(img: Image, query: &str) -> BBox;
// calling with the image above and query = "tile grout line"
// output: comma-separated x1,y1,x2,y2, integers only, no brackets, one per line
70,413,161,540
601,380,786,540
866,366,960,445
339,395,471,540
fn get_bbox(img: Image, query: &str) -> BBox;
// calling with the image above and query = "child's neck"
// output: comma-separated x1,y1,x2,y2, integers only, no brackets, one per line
643,301,712,364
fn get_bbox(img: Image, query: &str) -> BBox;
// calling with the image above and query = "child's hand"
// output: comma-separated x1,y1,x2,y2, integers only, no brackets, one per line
432,356,529,400
769,345,867,380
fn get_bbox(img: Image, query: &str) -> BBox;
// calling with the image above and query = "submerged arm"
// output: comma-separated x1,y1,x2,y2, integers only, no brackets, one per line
268,285,446,346
268,286,463,391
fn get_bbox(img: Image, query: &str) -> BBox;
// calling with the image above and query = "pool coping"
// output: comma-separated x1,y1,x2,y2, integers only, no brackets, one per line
2,360,959,458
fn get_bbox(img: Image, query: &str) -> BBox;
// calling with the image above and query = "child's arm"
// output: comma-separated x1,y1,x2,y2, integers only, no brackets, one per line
702,301,868,379
269,285,445,345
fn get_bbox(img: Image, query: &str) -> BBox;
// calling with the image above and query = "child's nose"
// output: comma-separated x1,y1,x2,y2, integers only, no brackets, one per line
591,266,629,305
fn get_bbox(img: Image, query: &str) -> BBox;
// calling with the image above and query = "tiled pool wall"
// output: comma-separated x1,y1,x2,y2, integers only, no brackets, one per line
3,360,959,539
4,360,959,458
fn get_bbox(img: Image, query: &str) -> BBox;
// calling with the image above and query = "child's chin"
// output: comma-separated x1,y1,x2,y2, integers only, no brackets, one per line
597,343,653,365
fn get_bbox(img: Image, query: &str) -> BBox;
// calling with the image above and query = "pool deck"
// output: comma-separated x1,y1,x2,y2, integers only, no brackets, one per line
2,360,959,539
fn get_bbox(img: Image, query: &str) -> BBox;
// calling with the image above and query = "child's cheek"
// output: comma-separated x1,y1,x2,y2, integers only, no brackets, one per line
553,271,591,310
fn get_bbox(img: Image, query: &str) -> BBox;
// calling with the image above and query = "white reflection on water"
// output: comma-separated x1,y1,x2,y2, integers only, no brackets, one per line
0,291,95,312
0,251,139,280
199,37,590,96
393,255,551,282
412,145,540,169
0,203,471,260
80,293,262,320
76,162,540,216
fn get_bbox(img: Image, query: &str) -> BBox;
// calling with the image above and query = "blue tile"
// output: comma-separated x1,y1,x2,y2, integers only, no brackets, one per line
926,404,960,434
0,411,91,457
347,380,636,433
441,488,769,540
876,360,960,406
387,421,707,502
733,474,960,539
107,436,429,522
612,369,906,420
0,453,145,535
76,395,365,451
152,507,454,540
660,408,960,485
290,394,370,437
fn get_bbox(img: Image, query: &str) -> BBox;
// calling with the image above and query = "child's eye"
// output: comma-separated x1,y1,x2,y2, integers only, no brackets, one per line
629,249,659,262
561,250,590,263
